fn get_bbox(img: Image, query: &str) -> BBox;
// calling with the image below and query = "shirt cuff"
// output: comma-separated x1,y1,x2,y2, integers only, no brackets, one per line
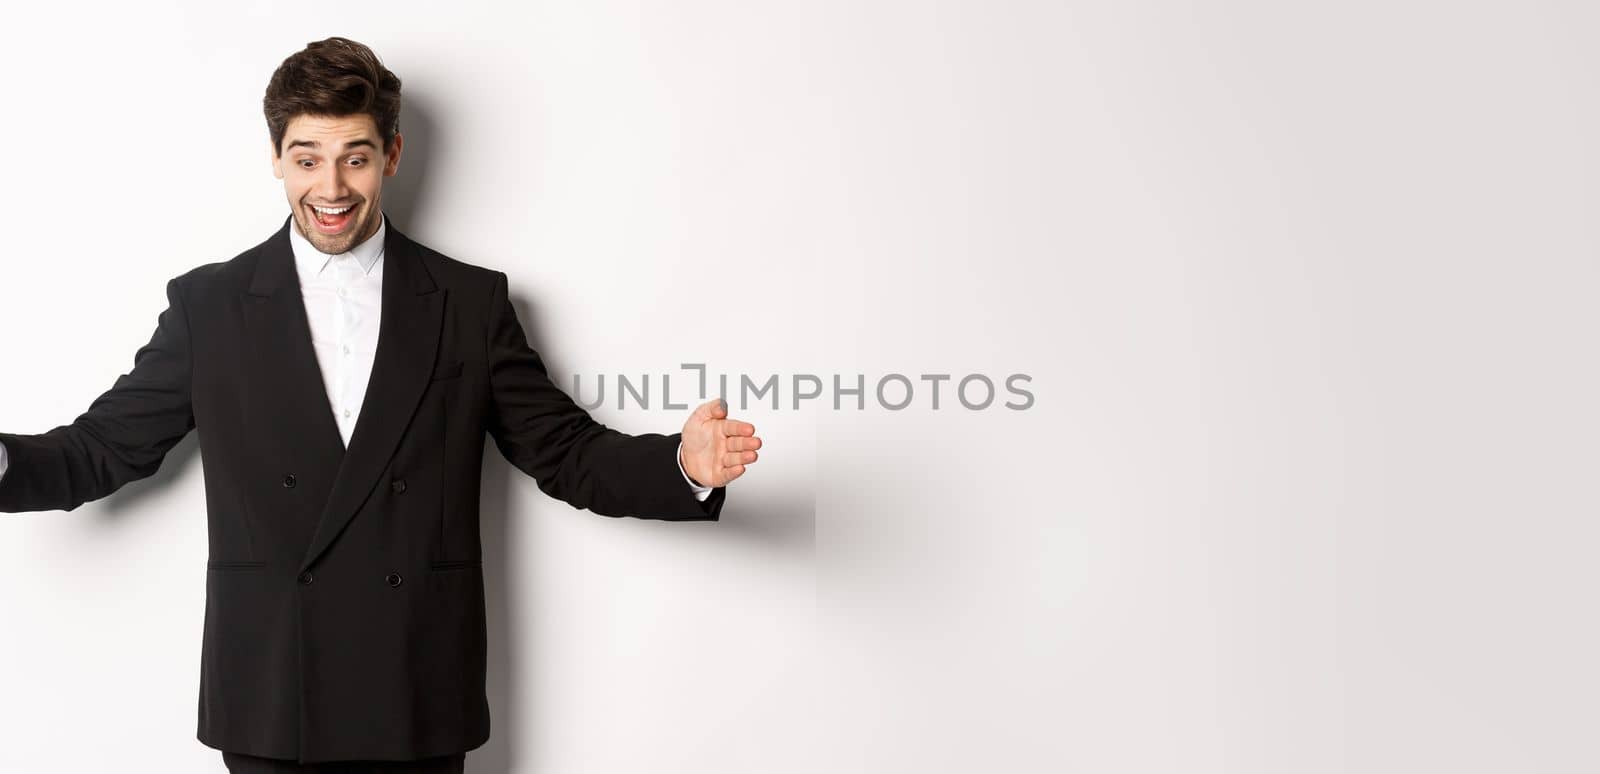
0,439,8,483
676,440,713,502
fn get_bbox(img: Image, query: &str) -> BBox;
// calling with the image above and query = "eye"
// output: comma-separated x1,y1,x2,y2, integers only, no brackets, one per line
347,157,366,167
298,159,315,169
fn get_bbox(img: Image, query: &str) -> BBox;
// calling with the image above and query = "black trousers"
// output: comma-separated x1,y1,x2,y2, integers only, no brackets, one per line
221,750,466,774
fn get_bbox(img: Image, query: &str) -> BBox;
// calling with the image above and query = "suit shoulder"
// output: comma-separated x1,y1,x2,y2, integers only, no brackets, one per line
170,235,269,299
409,239,504,293
172,259,231,287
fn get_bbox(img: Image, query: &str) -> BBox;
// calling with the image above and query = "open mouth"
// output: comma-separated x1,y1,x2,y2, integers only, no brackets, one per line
308,203,358,234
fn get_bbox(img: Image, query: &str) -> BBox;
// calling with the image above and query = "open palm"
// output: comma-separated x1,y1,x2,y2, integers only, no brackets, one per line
679,398,762,488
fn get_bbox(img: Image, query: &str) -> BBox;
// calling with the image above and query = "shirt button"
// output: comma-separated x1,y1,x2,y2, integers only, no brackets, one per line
283,474,297,488
343,409,351,418
298,571,314,585
342,345,350,355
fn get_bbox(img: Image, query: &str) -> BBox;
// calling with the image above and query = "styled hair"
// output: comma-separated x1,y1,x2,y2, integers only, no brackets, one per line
263,36,402,156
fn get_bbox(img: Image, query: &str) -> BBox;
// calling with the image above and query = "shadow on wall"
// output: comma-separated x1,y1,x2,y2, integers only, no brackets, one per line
472,292,814,774
380,95,441,231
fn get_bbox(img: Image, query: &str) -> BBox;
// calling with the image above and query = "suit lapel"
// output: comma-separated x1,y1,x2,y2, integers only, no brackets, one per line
240,217,348,497
239,213,446,574
300,215,445,573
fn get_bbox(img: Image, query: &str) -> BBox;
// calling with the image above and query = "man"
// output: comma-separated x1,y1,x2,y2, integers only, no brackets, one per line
0,36,762,773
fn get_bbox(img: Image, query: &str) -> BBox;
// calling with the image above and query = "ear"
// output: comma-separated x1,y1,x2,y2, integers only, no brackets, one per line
384,133,403,177
270,138,284,180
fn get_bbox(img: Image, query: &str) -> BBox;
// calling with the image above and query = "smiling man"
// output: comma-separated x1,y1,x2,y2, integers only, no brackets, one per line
0,36,761,773
279,119,385,252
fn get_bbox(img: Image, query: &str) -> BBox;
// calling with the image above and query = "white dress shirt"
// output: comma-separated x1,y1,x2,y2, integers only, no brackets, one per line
0,214,712,502
294,211,387,447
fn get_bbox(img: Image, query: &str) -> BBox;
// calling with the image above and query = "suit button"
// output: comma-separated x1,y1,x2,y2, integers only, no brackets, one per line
298,571,314,585
386,572,403,588
283,474,297,488
392,479,407,494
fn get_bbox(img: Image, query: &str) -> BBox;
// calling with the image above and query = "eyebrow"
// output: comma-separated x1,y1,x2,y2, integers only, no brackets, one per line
286,138,377,152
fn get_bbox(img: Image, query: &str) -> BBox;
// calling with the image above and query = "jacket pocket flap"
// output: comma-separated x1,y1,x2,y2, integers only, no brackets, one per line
207,559,266,571
429,558,483,571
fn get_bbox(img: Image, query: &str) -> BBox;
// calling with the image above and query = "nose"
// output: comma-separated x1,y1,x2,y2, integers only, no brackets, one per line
311,161,352,204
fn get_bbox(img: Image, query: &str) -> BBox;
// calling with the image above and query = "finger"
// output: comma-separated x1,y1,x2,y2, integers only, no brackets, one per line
720,419,756,437
723,450,758,467
727,435,762,452
721,464,747,484
694,397,727,422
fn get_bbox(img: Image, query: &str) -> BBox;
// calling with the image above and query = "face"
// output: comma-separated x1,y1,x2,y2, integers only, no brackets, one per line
271,113,402,255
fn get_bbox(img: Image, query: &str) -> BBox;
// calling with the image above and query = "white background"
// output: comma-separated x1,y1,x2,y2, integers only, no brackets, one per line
2,1,1597,772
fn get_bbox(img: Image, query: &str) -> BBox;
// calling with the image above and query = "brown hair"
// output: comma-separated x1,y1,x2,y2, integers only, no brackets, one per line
263,36,402,157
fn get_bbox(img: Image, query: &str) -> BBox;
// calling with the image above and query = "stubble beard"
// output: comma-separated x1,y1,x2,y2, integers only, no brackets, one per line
295,203,378,255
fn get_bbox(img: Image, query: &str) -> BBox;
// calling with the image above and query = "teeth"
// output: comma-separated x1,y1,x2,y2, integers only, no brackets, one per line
312,205,353,215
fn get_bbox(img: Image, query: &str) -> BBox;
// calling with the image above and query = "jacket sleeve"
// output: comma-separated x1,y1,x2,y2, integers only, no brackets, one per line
676,440,714,501
0,276,196,513
483,271,725,520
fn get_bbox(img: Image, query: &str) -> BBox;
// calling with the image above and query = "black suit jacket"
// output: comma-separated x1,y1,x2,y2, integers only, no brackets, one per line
0,213,726,762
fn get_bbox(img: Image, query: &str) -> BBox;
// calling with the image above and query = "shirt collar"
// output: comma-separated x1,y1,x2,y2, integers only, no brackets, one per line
288,211,387,282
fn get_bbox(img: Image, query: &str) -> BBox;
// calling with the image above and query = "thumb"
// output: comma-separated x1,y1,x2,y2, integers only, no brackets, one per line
694,397,728,422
